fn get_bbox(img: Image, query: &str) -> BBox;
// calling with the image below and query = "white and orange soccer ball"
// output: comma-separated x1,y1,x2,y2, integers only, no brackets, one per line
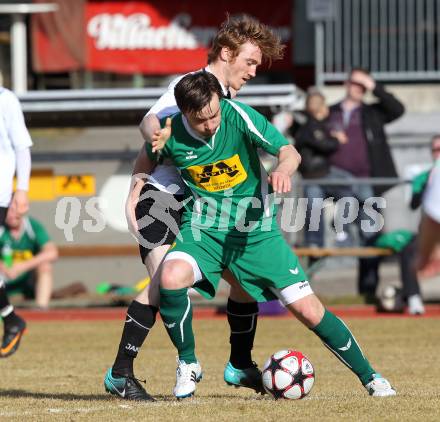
262,349,315,400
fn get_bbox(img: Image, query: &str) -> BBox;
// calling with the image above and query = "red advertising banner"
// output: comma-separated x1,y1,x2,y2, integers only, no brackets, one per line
33,0,293,75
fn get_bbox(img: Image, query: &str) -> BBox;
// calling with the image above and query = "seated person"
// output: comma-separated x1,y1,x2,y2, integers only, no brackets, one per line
0,206,58,309
375,230,424,315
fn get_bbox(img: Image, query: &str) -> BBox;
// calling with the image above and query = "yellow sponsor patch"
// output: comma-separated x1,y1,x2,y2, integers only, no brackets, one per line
12,250,33,263
187,154,247,192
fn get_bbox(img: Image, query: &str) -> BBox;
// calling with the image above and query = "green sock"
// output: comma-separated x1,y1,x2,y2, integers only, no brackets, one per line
312,309,375,385
159,287,197,364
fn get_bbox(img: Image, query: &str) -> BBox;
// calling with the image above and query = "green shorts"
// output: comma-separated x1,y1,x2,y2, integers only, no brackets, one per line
166,224,312,303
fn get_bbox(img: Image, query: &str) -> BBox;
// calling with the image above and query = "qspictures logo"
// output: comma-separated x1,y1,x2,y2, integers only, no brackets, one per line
187,154,247,192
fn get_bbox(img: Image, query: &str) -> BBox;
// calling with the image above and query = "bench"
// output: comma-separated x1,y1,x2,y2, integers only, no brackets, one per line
58,245,393,258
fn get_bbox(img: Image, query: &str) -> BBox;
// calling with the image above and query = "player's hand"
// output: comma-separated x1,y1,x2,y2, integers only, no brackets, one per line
151,117,172,153
0,263,26,281
11,190,29,215
268,171,291,194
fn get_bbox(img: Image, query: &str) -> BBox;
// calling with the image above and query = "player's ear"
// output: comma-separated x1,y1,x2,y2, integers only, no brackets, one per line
220,47,232,63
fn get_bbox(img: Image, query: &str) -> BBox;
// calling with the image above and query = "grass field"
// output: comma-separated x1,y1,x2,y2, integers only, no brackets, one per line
1,315,440,421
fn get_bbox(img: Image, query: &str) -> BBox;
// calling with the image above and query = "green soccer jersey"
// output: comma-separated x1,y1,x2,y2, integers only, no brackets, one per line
146,99,289,234
0,217,50,282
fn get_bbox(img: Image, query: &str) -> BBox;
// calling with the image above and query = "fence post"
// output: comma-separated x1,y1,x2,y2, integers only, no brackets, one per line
315,21,325,86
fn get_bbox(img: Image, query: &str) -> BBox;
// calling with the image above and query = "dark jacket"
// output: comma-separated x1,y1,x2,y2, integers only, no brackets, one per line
330,83,405,195
295,114,340,178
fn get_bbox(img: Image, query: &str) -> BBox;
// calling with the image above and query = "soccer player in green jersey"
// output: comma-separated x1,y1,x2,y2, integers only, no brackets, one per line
105,15,284,401
149,72,396,399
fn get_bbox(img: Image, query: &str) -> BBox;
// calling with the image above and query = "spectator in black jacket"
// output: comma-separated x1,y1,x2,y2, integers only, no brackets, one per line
327,68,405,299
295,88,352,247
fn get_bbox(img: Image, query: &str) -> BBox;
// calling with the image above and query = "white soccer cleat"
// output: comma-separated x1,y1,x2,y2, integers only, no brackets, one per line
173,358,202,399
364,373,396,397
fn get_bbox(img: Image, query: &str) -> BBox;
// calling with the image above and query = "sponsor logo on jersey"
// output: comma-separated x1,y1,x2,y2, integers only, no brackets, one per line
289,267,299,275
7,249,34,264
186,151,198,160
187,154,247,192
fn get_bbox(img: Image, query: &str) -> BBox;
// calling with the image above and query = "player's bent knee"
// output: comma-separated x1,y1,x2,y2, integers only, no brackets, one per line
37,262,53,274
287,294,325,328
160,260,194,290
229,284,255,303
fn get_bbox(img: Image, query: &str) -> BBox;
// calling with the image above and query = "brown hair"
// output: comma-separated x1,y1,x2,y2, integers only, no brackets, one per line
207,14,285,66
349,67,371,78
174,71,224,116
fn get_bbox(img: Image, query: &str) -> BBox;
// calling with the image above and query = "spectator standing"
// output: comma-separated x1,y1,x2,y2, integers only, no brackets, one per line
327,68,405,300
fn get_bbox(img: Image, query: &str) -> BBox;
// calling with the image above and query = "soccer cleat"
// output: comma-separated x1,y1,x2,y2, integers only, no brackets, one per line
104,368,155,401
364,373,396,397
0,316,26,358
224,361,265,394
173,359,202,399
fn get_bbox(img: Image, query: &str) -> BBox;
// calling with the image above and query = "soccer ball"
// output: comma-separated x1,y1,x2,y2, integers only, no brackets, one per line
262,349,315,399
377,284,405,313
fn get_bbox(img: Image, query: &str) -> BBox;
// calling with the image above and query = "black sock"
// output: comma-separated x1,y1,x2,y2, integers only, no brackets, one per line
227,299,258,369
0,284,20,327
0,283,10,310
112,300,158,377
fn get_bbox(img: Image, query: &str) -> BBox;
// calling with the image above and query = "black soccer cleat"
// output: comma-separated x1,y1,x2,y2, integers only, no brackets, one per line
0,315,26,358
104,368,155,401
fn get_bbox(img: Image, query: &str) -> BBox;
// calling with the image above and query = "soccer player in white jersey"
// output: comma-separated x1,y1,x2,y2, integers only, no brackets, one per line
0,85,32,357
104,15,285,401
418,154,440,276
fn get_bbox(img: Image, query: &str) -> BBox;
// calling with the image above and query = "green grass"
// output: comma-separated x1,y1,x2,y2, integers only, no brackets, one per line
1,317,440,421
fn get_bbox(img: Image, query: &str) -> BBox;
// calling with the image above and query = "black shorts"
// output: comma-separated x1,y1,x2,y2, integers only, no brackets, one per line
0,207,7,227
135,184,184,263
6,271,36,299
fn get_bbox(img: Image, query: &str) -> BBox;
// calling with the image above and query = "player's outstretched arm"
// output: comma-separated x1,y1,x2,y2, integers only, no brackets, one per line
139,113,160,144
140,114,172,153
151,117,172,152
126,145,158,232
132,144,157,179
417,213,440,277
268,145,301,194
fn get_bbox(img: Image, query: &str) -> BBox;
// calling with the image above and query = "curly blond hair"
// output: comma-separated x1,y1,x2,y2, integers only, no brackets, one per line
207,14,285,66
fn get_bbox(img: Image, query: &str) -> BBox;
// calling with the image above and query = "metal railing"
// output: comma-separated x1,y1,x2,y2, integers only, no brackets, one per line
18,84,302,113
315,0,440,85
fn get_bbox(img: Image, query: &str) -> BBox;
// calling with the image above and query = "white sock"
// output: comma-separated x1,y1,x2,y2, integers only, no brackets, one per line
0,304,13,318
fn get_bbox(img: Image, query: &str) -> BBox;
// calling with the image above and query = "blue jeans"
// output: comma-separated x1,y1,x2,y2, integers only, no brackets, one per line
302,167,380,295
303,166,361,247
